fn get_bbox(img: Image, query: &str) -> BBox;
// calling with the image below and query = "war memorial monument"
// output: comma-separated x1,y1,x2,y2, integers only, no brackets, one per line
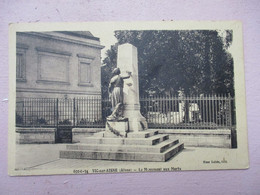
60,43,184,162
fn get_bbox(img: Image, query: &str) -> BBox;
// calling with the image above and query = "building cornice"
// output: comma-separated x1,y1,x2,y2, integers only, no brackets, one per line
77,53,95,59
17,87,101,95
36,47,72,56
17,32,105,50
16,43,29,49
58,31,100,41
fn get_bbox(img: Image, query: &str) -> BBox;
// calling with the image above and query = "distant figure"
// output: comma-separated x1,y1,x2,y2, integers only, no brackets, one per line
107,67,131,120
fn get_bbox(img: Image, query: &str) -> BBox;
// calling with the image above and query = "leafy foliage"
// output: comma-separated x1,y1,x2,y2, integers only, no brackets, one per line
58,119,72,125
102,30,234,97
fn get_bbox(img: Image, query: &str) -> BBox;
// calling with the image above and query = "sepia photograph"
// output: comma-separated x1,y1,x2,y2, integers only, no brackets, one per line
8,21,249,176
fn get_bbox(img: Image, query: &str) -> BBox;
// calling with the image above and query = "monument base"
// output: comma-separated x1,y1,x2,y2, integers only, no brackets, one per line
60,130,184,162
105,118,129,137
123,109,148,132
129,116,148,132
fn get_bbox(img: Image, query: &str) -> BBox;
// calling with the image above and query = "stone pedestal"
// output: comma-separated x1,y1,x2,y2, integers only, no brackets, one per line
106,120,129,137
117,43,148,132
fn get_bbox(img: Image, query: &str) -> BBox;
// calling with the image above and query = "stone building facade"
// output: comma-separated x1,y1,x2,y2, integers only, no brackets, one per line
16,31,104,100
16,32,104,135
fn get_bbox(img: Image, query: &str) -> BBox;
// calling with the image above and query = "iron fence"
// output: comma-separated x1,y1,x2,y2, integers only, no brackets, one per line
16,94,235,129
16,97,111,128
140,94,235,129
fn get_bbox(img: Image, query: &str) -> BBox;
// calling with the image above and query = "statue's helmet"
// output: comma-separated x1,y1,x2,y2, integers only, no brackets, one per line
112,68,121,75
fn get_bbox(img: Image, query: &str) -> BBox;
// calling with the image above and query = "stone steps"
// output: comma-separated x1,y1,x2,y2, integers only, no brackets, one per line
164,143,184,161
60,130,184,162
79,134,169,146
66,139,179,153
89,130,159,139
127,130,159,138
60,142,184,162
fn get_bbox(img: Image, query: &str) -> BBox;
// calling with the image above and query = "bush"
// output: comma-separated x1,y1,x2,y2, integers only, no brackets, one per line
16,113,23,124
59,119,72,125
36,118,47,125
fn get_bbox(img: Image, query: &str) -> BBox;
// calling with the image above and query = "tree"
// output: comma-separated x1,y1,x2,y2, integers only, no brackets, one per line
101,30,234,98
101,44,118,98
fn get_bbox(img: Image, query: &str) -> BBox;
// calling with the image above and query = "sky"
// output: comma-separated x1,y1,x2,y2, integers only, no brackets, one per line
90,29,117,64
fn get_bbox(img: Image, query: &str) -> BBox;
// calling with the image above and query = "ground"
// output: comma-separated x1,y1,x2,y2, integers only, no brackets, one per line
14,143,234,173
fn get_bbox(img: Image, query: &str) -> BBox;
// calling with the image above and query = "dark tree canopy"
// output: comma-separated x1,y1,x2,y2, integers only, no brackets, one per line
102,30,234,98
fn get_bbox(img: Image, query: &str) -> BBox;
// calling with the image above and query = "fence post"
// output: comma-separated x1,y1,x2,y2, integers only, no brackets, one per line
73,98,76,127
56,98,59,127
22,100,25,126
228,93,232,129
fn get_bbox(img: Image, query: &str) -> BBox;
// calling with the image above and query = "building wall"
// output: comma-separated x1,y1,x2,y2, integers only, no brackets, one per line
16,32,104,100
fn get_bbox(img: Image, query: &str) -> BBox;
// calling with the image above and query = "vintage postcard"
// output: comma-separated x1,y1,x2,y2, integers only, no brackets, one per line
8,21,249,176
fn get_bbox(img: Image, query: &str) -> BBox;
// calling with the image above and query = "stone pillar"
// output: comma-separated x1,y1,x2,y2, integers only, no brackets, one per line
117,43,147,132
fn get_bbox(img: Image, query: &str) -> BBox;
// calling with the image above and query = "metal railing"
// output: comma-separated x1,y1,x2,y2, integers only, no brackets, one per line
16,94,235,129
16,97,111,128
140,94,235,129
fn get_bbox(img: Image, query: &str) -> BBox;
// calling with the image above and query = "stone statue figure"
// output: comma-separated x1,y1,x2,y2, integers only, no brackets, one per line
107,67,131,121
